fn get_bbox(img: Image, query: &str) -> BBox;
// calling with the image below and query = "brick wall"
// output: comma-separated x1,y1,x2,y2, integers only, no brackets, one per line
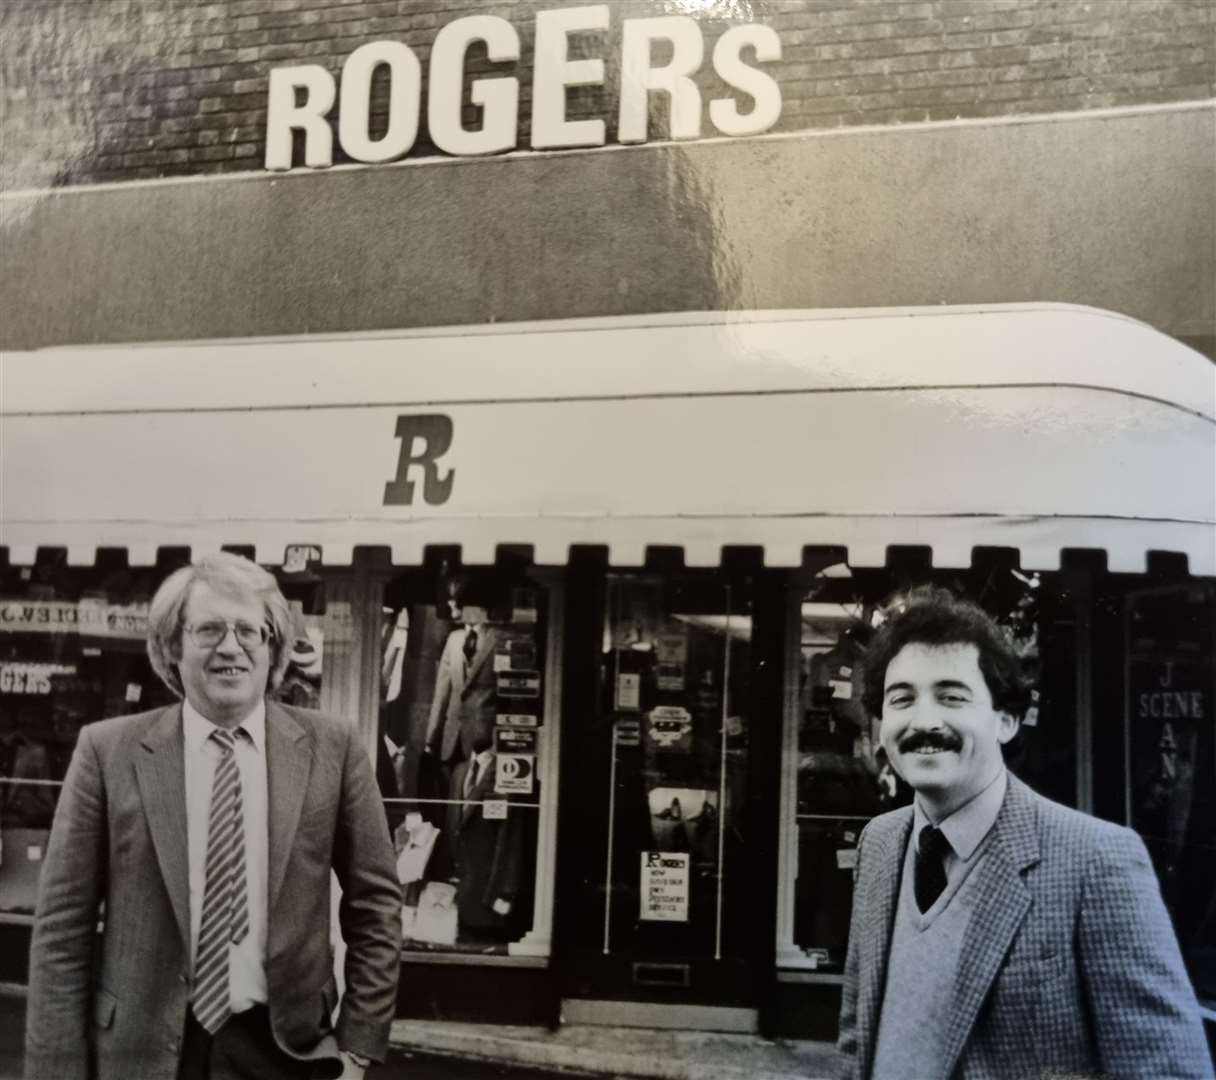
2,0,1213,189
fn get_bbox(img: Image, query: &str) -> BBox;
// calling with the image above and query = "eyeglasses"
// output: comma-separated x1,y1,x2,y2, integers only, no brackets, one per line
184,620,271,651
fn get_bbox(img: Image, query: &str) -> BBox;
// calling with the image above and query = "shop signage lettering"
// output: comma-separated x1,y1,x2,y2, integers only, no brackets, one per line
0,600,148,639
647,705,693,750
1134,659,1207,720
265,8,782,170
1137,690,1205,720
497,670,542,698
1127,657,1210,838
494,754,534,795
614,718,641,746
0,662,76,695
383,413,455,506
492,735,537,796
495,727,538,754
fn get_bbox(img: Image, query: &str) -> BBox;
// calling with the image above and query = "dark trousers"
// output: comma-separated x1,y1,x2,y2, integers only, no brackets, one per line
178,1006,339,1080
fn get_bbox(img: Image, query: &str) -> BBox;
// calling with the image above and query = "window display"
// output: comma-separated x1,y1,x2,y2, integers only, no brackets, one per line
378,571,544,953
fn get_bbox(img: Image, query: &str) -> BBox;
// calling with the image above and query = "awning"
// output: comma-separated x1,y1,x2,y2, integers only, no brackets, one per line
3,304,1214,573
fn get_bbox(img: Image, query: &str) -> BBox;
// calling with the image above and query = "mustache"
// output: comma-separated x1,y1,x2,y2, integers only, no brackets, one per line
898,730,963,753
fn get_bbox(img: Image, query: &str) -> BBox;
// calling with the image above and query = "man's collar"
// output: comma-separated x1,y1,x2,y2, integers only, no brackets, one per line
913,768,1007,861
182,698,266,753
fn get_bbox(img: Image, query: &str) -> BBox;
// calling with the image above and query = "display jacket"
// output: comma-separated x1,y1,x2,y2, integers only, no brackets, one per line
836,772,1213,1080
426,625,500,764
446,755,529,931
25,701,403,1080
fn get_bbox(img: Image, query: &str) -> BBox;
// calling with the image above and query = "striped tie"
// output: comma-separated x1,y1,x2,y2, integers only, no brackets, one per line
192,727,249,1034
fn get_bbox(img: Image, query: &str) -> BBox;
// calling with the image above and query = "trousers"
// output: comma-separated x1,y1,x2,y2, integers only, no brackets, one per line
177,1005,340,1080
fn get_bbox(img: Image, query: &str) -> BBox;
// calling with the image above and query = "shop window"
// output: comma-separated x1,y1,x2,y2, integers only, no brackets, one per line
779,565,1079,974
1124,584,1215,1009
378,569,548,956
0,559,327,915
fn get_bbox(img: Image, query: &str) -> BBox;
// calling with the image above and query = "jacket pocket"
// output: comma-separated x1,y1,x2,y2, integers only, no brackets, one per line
320,974,339,1028
93,988,117,1029
1001,948,1069,983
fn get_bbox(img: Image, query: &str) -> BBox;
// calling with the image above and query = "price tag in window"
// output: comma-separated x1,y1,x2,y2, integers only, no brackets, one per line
125,682,142,704
483,800,508,820
27,845,43,863
836,848,858,871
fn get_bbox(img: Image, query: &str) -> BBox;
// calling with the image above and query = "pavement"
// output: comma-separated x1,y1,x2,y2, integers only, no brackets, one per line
386,1019,838,1080
0,987,837,1079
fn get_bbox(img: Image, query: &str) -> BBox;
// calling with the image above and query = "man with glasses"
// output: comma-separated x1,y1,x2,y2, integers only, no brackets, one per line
26,553,402,1080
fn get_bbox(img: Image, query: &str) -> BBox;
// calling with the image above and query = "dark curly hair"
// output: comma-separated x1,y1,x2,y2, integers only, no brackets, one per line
859,585,1031,720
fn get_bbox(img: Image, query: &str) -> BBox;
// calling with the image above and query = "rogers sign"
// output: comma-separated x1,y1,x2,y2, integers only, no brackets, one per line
265,6,782,169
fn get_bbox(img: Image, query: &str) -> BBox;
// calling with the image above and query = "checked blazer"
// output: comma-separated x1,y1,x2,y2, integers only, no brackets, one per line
837,773,1213,1080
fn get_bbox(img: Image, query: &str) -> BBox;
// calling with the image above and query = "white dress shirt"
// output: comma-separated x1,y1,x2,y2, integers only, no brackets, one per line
464,748,494,798
183,699,270,1014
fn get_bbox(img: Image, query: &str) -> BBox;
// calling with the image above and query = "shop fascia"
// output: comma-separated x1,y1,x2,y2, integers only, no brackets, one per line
265,7,782,170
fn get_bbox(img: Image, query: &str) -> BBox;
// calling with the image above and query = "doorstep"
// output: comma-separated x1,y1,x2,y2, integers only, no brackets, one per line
387,1020,839,1079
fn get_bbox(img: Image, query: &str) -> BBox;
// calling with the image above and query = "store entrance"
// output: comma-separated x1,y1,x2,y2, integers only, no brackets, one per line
556,571,777,1029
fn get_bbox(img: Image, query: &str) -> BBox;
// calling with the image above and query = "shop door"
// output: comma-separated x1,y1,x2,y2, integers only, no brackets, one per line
556,573,774,1028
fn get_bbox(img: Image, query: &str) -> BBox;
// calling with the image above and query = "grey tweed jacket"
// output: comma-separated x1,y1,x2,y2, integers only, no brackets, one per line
836,773,1213,1080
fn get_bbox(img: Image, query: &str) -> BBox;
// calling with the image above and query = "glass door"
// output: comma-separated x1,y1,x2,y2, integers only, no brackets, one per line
558,572,767,1012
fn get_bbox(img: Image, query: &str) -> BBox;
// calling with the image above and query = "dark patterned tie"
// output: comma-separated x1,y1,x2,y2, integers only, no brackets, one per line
914,824,950,913
192,727,250,1034
463,628,478,665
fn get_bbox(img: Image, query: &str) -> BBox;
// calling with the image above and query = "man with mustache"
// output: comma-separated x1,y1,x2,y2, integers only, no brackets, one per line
26,553,402,1080
836,586,1211,1080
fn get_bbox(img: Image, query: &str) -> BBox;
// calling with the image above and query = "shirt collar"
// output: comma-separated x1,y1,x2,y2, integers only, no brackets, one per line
913,767,1007,862
472,748,494,771
182,697,266,754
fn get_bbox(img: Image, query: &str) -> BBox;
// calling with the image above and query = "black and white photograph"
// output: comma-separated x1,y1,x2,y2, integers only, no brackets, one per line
1,2,1213,1078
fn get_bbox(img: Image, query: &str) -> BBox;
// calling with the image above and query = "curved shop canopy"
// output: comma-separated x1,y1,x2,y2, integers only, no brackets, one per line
2,304,1214,574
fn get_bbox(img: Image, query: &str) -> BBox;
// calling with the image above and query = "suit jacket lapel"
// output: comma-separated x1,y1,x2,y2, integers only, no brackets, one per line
858,811,911,1079
461,627,497,694
265,700,314,913
940,775,1040,1076
460,756,498,825
133,704,191,952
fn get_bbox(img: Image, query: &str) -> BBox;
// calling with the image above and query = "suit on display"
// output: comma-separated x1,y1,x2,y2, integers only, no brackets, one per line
426,624,500,765
446,753,531,938
837,773,1214,1080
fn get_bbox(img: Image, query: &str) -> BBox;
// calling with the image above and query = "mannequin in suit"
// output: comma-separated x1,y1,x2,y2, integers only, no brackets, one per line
424,580,500,769
445,714,530,943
